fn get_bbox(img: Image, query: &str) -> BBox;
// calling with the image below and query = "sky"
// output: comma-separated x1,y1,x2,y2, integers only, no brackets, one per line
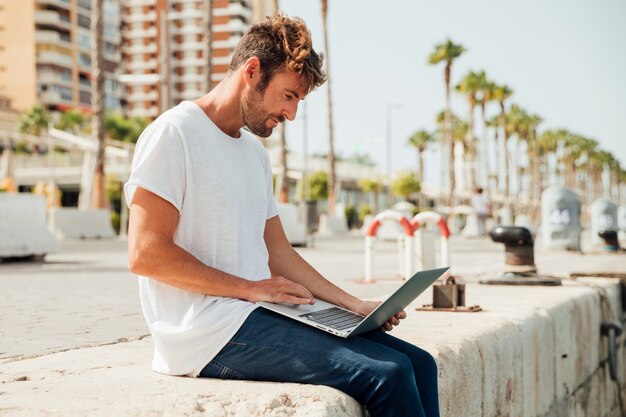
277,0,626,187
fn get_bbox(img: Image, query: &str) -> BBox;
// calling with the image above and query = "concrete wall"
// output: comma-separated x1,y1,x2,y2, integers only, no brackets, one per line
1,279,624,416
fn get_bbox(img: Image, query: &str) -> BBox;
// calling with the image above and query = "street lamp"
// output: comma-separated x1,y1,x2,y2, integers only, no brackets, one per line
386,102,403,207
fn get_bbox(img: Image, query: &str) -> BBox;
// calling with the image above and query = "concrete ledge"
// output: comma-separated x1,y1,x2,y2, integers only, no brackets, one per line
48,208,116,240
0,193,59,258
1,279,624,416
0,338,364,417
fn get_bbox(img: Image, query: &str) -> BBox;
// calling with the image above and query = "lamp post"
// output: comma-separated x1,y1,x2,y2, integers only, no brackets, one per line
386,102,403,207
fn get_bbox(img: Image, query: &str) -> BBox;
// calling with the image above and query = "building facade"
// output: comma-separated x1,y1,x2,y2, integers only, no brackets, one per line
0,0,123,114
120,0,252,120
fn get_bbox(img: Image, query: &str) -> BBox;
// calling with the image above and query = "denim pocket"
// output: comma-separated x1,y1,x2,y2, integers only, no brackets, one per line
202,360,246,380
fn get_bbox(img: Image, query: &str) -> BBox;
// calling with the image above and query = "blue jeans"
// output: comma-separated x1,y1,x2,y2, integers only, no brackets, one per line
200,309,440,417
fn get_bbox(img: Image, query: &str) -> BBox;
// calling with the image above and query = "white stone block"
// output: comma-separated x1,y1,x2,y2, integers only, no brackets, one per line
48,207,116,240
0,193,59,258
277,203,307,246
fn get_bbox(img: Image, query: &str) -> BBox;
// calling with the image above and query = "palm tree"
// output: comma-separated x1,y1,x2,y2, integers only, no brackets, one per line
408,130,435,208
321,0,337,216
56,108,87,134
479,79,496,191
486,114,501,192
505,104,530,211
358,177,381,213
428,39,465,206
539,129,567,187
492,84,513,199
456,70,486,189
20,106,50,154
407,129,435,184
525,113,543,219
91,0,106,209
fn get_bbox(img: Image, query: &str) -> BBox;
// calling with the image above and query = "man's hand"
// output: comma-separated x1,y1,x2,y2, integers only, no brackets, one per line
246,276,315,305
354,300,407,332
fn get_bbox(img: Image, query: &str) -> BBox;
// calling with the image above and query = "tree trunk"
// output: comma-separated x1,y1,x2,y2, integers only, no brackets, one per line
493,123,500,193
419,150,426,208
321,0,336,215
278,123,289,202
90,0,106,209
444,63,455,207
206,0,213,90
466,97,476,189
499,101,510,201
480,101,489,190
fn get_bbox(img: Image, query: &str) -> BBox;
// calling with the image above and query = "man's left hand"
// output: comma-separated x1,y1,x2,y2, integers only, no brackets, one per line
354,300,406,332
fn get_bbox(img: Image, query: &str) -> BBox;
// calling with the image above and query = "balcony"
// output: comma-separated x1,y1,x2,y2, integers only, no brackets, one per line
122,11,157,24
37,71,73,87
39,90,73,106
212,36,241,50
171,57,205,68
36,0,71,11
177,89,204,100
168,25,203,36
127,90,158,102
173,73,204,83
171,41,205,52
35,30,71,47
213,19,248,34
125,27,157,39
37,51,73,68
213,2,252,20
168,9,204,20
124,0,156,6
128,106,160,119
123,43,158,55
35,10,71,30
126,59,158,71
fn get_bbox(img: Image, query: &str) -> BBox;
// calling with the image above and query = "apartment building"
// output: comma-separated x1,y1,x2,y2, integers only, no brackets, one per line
0,0,123,114
120,0,253,120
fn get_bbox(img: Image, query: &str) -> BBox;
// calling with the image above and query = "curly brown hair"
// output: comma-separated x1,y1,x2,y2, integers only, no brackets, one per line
229,14,326,94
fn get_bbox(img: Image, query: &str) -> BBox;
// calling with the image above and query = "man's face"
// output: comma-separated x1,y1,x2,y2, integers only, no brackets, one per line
242,70,307,138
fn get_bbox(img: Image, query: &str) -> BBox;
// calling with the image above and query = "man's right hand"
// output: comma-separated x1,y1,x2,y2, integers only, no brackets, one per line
246,276,315,305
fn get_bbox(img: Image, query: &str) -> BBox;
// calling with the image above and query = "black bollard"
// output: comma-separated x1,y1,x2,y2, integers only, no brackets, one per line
480,226,561,286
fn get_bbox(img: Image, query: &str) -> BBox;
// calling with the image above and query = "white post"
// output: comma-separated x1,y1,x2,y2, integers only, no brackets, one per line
396,235,404,279
414,228,424,270
404,235,414,280
364,236,375,283
441,236,450,267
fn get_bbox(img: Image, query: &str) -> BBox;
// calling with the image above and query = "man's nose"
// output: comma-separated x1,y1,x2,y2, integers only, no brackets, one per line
282,102,299,122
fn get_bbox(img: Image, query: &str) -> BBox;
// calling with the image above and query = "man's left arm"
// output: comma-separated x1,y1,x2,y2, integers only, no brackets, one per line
264,215,404,331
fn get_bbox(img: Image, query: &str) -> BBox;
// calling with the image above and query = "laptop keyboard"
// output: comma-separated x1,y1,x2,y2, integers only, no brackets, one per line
299,307,365,331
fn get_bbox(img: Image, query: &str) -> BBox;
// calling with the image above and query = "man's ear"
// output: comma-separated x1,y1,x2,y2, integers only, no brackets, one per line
242,57,261,86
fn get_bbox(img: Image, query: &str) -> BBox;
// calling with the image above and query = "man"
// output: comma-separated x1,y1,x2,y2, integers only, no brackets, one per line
471,186,492,238
125,15,439,417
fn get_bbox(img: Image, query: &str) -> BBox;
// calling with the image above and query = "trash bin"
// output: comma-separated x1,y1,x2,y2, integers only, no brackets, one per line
299,200,318,234
540,187,581,251
590,198,619,251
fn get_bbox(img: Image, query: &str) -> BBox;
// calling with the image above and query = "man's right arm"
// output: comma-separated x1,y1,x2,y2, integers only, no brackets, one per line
127,186,314,305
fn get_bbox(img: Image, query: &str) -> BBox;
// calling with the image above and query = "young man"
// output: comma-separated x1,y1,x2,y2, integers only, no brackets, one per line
125,15,439,417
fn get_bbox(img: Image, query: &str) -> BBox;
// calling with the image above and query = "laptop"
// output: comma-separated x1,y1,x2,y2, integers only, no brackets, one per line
257,267,450,338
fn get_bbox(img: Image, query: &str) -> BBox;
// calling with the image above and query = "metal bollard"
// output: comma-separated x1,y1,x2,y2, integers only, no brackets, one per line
601,321,623,381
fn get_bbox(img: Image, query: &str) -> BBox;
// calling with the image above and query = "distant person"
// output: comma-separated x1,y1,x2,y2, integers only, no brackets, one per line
471,186,492,238
125,14,439,417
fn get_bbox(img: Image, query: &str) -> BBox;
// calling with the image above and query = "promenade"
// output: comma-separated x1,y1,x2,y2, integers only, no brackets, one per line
1,233,625,416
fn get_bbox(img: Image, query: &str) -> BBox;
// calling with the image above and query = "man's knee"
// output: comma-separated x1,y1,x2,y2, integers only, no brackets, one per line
376,353,416,388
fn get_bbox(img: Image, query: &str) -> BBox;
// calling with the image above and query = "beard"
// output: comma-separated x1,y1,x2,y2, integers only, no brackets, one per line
242,87,283,138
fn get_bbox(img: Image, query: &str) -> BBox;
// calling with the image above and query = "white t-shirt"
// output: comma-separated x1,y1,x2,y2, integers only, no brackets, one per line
124,100,279,377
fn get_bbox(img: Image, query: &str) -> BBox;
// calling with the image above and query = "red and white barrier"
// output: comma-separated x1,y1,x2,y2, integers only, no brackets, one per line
410,211,451,267
364,210,414,283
